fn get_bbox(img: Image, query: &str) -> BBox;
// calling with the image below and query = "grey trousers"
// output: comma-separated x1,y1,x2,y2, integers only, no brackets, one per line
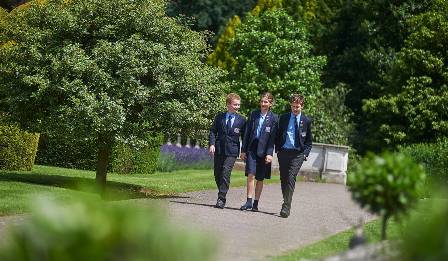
214,154,237,202
277,149,305,211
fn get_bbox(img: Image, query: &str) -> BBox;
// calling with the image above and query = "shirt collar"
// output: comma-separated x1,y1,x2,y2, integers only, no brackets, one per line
291,112,301,119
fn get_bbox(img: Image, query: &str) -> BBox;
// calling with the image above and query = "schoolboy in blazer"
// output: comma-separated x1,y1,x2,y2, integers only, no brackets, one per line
239,92,278,212
209,93,246,209
275,94,312,218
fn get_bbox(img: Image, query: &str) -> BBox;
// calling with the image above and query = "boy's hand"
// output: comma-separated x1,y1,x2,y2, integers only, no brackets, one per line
265,155,273,164
209,145,215,156
240,152,246,161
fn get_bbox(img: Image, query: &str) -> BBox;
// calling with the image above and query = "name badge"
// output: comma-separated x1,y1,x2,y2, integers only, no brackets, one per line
301,132,306,137
234,128,240,133
265,127,271,133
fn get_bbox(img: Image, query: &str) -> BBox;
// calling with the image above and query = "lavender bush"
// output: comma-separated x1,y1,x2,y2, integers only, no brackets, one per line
157,144,213,172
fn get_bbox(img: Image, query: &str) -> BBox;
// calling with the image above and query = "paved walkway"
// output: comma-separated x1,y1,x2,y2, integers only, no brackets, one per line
158,182,375,261
0,182,375,261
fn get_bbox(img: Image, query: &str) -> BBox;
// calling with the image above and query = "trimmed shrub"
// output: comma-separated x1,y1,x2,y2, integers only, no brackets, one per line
0,197,216,260
349,152,426,240
36,133,97,171
111,133,163,174
400,138,448,187
400,195,448,261
0,125,39,171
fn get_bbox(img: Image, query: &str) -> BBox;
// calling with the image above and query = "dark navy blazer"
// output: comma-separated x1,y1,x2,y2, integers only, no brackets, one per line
209,112,246,157
241,110,278,158
275,113,312,157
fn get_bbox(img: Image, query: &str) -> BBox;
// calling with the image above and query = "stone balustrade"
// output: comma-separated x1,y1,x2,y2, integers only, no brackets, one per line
166,135,349,185
271,143,349,184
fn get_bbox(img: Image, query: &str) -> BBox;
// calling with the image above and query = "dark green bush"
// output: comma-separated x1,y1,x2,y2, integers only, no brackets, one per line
349,152,426,240
0,197,216,260
400,194,448,261
36,133,97,170
400,138,448,187
111,133,163,174
0,125,40,171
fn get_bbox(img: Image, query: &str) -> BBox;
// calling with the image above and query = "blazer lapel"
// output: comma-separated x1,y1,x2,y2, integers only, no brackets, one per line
221,113,227,132
260,111,271,135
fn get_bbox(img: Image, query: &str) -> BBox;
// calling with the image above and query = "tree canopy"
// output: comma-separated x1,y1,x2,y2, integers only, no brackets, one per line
167,0,257,44
0,0,226,186
362,0,448,148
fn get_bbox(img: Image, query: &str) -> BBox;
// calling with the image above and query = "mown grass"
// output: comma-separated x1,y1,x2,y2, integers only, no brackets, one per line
272,218,402,261
0,165,280,215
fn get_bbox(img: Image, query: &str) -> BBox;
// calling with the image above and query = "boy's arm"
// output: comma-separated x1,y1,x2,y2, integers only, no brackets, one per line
266,115,278,156
304,118,313,158
241,113,251,153
209,114,219,147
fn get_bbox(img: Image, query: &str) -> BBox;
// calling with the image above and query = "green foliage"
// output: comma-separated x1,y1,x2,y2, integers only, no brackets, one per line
0,0,225,182
362,0,448,148
0,125,39,171
36,133,97,171
310,84,353,145
228,9,325,114
207,15,241,70
0,197,215,260
349,152,426,239
0,0,27,11
320,0,434,152
111,133,163,174
400,196,448,261
167,0,256,44
400,138,448,187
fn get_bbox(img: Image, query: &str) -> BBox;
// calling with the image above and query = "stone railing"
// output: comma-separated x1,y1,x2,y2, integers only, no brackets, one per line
271,143,349,184
167,136,349,185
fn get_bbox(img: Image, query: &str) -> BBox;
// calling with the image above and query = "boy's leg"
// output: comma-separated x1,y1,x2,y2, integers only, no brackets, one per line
252,180,264,212
281,152,304,217
240,174,255,210
216,156,236,208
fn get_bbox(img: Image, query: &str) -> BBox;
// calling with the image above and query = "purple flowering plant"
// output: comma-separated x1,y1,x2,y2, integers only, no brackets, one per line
157,144,213,172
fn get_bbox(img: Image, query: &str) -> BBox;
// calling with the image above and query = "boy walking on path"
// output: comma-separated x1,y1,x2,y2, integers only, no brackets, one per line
239,92,278,212
275,94,312,218
209,93,246,209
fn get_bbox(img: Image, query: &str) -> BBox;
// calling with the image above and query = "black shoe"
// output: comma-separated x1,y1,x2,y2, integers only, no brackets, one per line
240,202,252,211
215,199,225,209
251,206,259,212
280,207,289,218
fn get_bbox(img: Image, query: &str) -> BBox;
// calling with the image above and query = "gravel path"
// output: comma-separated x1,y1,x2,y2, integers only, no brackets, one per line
0,182,375,261
161,182,375,261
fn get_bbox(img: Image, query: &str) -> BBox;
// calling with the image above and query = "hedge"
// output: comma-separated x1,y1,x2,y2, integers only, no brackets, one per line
400,137,448,187
36,133,97,170
0,125,40,171
111,133,163,174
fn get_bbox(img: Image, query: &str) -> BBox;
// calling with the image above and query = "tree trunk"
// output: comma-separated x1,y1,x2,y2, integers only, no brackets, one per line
381,215,389,241
96,134,113,195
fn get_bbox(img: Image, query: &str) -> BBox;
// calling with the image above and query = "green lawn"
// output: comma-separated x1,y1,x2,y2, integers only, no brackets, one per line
273,218,402,261
0,165,280,216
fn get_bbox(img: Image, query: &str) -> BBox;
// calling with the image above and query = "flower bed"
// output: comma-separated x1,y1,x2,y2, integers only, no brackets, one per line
157,144,213,172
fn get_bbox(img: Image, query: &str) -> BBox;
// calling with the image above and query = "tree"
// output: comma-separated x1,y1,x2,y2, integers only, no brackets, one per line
320,0,434,152
349,152,426,240
166,0,257,44
362,0,448,149
0,0,27,11
228,9,325,114
0,0,226,189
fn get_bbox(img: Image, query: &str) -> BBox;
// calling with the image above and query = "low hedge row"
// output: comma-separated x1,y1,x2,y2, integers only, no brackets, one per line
0,125,40,171
400,137,448,187
36,132,163,174
111,133,163,174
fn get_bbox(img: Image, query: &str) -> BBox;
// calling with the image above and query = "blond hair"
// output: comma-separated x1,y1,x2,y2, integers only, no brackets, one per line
226,93,241,104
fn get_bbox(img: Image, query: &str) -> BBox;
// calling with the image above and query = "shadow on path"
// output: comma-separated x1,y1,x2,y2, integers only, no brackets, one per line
169,200,279,217
0,172,187,201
